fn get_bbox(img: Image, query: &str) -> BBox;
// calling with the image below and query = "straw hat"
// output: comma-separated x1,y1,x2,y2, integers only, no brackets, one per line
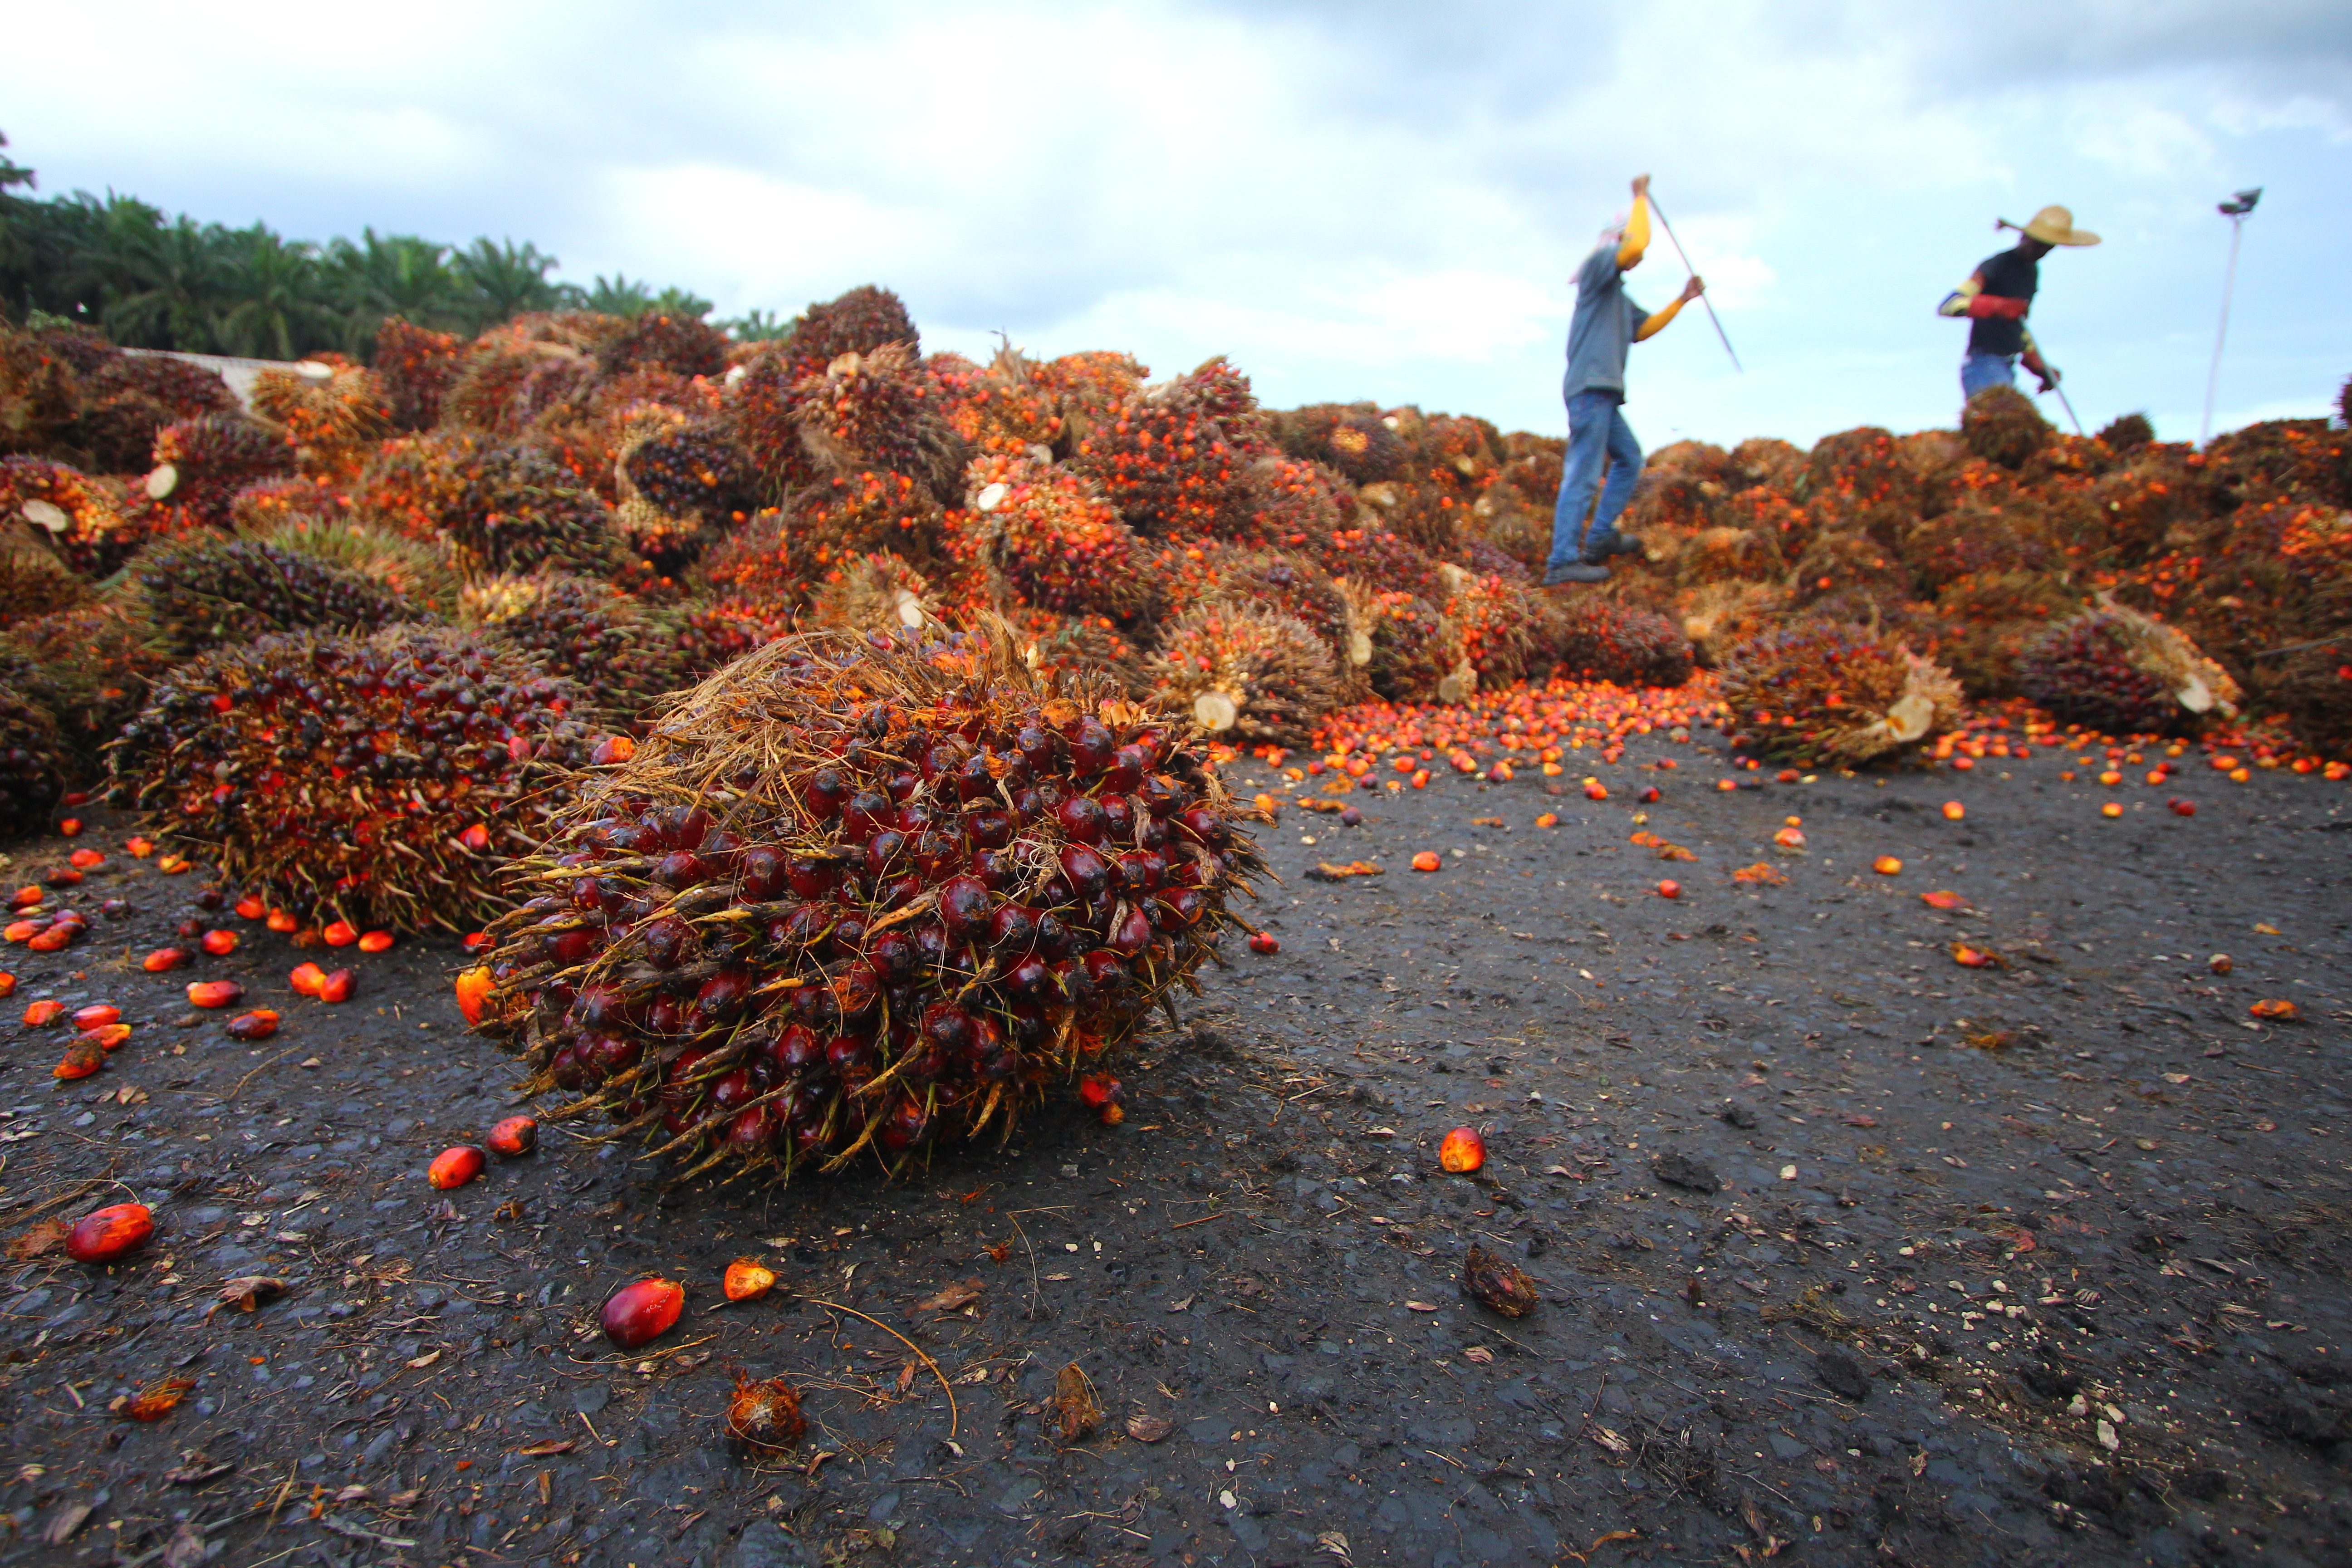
2011,205,2100,247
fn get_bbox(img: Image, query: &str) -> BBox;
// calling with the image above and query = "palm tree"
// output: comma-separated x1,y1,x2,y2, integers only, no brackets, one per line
212,223,337,360
83,200,225,350
449,237,571,333
323,228,465,353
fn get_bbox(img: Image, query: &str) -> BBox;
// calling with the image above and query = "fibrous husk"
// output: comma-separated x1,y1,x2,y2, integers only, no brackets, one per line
1719,622,1964,768
471,620,1264,1185
1679,580,1789,667
808,552,941,637
2019,601,2240,736
1147,602,1340,745
108,624,595,930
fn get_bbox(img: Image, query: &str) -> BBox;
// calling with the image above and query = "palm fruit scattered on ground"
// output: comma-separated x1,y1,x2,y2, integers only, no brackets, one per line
1718,621,1964,769
2019,602,2241,737
135,534,427,657
468,622,1264,1181
108,624,596,931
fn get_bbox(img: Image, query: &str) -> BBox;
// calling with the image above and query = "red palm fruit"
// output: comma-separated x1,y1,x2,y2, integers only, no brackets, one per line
65,1203,153,1263
602,1277,685,1350
487,1116,537,1157
454,966,495,1024
235,895,265,920
318,968,354,1003
725,1374,806,1454
1439,1127,1486,1174
428,1146,486,1189
723,1259,778,1302
143,947,193,971
69,848,103,869
8,886,39,908
83,1023,132,1052
357,930,393,953
1248,931,1280,954
290,962,328,998
24,999,67,1026
226,1009,279,1040
1657,880,1682,899
187,980,244,1009
72,1004,121,1029
0,972,14,998
323,920,359,946
58,819,81,837
265,908,297,933
201,929,237,956
54,1038,105,1079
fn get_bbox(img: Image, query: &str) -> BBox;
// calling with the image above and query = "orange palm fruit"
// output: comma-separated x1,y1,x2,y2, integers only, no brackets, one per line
24,998,67,1027
487,1115,538,1157
1439,1127,1486,1174
289,962,328,998
428,1146,486,1189
201,929,238,956
54,1038,106,1079
318,968,355,1003
235,895,265,920
323,921,359,947
1411,851,1442,872
357,931,394,953
1872,856,1903,876
1941,802,1965,821
723,1259,778,1302
2249,1000,2298,1021
225,1009,279,1040
66,1203,152,1263
187,980,245,1009
454,966,494,1025
143,947,193,972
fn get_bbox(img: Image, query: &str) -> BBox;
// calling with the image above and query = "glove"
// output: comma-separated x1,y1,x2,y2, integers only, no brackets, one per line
2035,367,2060,393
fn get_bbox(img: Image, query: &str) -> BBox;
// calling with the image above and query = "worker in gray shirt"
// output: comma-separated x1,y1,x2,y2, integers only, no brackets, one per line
1545,173,1706,587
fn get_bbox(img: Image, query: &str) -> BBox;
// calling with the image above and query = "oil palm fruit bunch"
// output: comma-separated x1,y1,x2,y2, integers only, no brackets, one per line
1931,570,2084,697
0,537,92,631
1674,525,1781,589
940,344,1067,456
240,512,459,614
352,433,472,541
5,600,170,765
1678,580,1790,668
2271,643,2352,761
1719,622,1963,768
249,358,392,482
446,442,627,582
2018,603,2239,736
808,552,941,636
375,318,467,431
1233,455,1354,549
1337,583,1449,702
1900,501,2055,591
1008,609,1147,696
0,324,88,457
1441,566,1544,688
0,647,71,838
799,343,967,503
786,470,944,578
1306,524,1444,607
694,509,808,624
470,622,1264,1182
598,313,730,381
616,415,759,573
145,414,294,528
1072,359,1268,537
463,573,688,724
775,285,920,384
446,339,597,437
1030,351,1149,442
1790,529,1910,608
1961,386,2052,471
109,624,595,931
2,456,137,576
134,534,427,658
961,452,1148,617
227,475,342,533
1549,599,1695,688
1205,550,1350,660
1277,403,1403,485
70,350,239,470
1803,426,1916,531
1146,602,1338,744
2096,412,2155,455
673,602,772,681
1418,414,1501,494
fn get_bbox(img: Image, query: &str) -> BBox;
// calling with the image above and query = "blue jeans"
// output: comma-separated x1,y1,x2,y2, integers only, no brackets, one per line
1547,387,1642,571
1961,353,2016,400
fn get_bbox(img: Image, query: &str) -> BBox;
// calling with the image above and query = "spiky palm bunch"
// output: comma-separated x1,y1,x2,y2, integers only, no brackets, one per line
808,552,941,636
1339,583,1450,703
2271,643,2352,761
1804,426,1916,529
444,342,594,437
249,358,392,481
1205,550,1351,657
775,285,920,384
1232,455,1354,549
1678,580,1793,668
2019,604,2239,736
70,350,240,470
1030,351,1149,440
135,534,430,657
673,602,773,681
732,341,964,504
1719,622,1963,767
960,452,1149,617
1008,608,1148,695
1276,403,1404,485
446,442,627,582
5,600,170,767
1961,386,2052,470
1,456,139,576
1549,599,1695,688
227,475,344,533
1674,525,1782,589
147,414,294,527
940,344,1067,456
598,313,730,380
1072,359,1267,536
1790,529,1910,608
1147,602,1340,745
0,647,70,838
1440,566,1544,687
110,624,596,929
0,538,92,630
1305,525,1445,606
1931,570,2085,697
374,318,467,431
1898,501,2055,591
619,415,758,531
463,572,688,723
471,624,1262,1182
0,325,87,458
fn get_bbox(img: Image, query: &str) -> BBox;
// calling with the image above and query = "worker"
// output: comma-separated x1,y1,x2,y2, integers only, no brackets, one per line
1544,173,1707,587
1939,205,2099,403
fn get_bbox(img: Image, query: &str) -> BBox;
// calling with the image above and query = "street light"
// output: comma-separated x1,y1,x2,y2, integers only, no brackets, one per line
2200,186,2262,448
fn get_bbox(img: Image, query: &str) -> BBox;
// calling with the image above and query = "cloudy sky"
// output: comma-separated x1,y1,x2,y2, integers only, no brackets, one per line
10,0,2348,447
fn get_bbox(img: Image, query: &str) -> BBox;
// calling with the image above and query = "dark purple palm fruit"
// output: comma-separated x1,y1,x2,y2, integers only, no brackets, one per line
469,622,1264,1182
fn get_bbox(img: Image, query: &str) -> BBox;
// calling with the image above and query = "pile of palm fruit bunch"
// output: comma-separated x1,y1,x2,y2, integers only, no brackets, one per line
464,621,1264,1180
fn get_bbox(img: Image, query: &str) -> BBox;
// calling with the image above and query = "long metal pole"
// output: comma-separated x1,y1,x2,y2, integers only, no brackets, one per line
2200,215,2244,448
1644,194,1743,372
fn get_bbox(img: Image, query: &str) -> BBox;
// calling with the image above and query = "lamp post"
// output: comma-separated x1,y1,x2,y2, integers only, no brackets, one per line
2200,187,2261,448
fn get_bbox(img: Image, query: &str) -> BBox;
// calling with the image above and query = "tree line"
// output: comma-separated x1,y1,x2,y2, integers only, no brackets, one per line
0,133,783,361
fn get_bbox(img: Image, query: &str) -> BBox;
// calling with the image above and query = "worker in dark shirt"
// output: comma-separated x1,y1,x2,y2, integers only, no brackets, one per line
1939,205,2098,402
1543,173,1706,587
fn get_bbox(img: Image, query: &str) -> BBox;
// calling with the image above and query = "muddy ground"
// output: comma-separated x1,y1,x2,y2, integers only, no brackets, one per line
1,728,2347,1568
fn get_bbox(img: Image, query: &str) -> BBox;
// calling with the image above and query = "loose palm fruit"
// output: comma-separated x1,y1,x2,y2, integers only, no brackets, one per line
723,1259,777,1302
602,1277,685,1350
66,1203,152,1263
318,969,354,1003
1439,1127,1486,1174
226,1009,279,1040
725,1374,807,1453
143,947,192,971
54,1038,105,1079
487,1116,538,1157
187,980,245,1009
428,1146,486,1189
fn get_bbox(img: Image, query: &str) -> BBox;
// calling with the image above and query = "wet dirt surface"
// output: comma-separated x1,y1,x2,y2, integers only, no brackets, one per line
1,729,2347,1568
